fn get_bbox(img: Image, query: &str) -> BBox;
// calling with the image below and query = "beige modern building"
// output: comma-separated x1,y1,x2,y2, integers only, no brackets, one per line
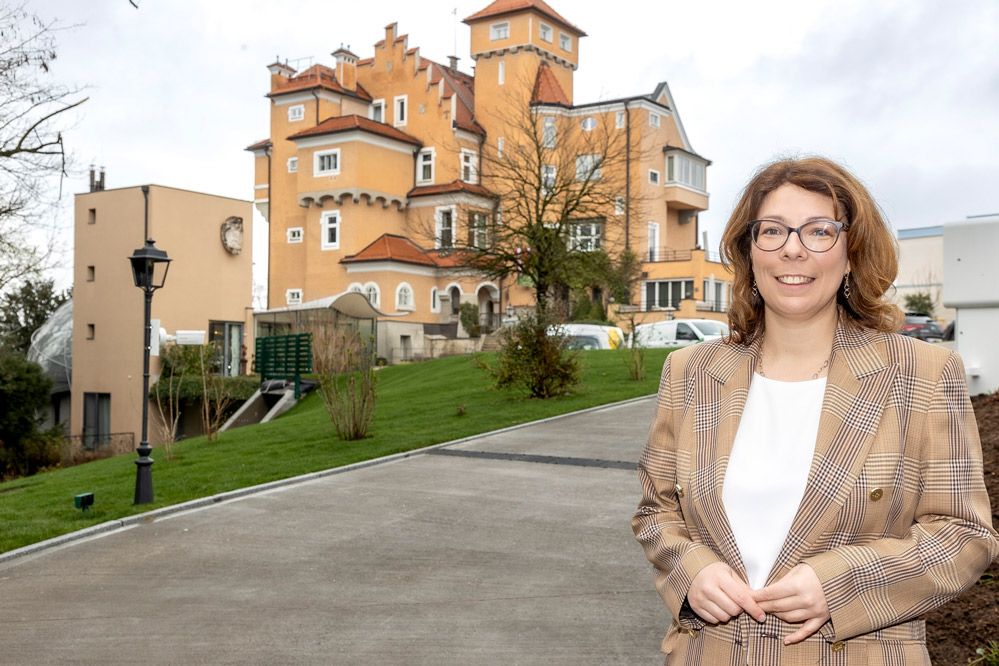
72,182,253,446
894,225,953,323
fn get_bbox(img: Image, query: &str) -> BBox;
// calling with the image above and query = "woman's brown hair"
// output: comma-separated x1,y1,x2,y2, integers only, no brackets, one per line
720,156,901,344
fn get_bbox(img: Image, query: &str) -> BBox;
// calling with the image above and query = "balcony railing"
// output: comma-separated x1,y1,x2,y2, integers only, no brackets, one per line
695,299,728,313
645,248,724,264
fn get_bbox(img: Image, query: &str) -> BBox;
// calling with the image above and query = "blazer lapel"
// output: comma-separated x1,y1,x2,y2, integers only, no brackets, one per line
767,324,898,582
689,337,760,580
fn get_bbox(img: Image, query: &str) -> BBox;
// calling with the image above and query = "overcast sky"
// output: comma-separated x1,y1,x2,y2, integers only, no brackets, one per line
28,0,999,296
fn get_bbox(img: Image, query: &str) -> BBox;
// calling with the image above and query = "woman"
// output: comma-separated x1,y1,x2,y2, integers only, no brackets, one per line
632,156,998,664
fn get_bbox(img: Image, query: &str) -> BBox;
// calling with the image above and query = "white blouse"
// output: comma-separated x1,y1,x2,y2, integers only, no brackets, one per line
722,374,826,590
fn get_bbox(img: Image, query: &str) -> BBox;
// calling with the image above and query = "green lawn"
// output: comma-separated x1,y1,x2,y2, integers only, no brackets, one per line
0,349,669,555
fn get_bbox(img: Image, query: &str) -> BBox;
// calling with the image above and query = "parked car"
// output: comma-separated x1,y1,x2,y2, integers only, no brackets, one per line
549,323,625,350
900,313,944,343
632,318,729,348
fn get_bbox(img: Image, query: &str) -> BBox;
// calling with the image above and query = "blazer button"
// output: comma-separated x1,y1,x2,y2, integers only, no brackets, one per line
870,488,884,501
831,641,845,652
677,626,695,636
674,483,684,498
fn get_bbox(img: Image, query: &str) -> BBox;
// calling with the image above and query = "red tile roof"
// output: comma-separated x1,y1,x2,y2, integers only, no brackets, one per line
267,64,372,101
343,234,479,269
464,0,586,35
287,115,421,146
407,180,497,199
531,61,570,106
245,138,272,152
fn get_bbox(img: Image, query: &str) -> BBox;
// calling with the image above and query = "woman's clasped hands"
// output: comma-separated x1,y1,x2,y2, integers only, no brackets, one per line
687,562,831,645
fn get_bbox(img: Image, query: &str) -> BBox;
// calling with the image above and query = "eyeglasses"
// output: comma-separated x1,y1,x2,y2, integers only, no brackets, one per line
749,218,846,253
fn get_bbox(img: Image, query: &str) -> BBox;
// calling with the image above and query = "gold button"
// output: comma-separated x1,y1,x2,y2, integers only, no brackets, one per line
831,641,845,652
675,483,684,498
870,488,884,501
677,626,695,636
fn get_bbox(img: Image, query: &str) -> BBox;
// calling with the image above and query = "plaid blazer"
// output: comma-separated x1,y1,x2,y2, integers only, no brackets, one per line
633,323,999,665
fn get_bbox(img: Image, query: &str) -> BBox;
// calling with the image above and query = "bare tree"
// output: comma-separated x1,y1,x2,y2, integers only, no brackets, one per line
0,3,87,289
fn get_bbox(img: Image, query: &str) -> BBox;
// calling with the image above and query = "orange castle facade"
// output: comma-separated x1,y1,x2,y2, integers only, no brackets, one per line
248,0,726,360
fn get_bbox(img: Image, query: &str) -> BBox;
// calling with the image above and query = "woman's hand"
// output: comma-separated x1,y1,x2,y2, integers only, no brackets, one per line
753,564,830,644
687,562,766,624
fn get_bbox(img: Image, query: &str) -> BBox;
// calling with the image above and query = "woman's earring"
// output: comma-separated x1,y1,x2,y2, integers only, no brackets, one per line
751,280,759,300
842,273,851,300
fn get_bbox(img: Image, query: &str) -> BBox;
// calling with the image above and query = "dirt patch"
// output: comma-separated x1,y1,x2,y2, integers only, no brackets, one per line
925,391,999,664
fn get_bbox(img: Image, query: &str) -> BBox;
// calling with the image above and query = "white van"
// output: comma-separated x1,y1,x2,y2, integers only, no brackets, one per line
632,318,728,349
549,323,626,350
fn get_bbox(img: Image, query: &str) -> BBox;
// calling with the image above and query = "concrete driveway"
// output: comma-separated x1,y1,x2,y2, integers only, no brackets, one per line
0,397,670,665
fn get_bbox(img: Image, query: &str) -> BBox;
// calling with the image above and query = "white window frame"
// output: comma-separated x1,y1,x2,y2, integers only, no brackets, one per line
542,164,556,195
615,196,625,215
469,211,490,249
649,112,660,128
647,222,660,262
286,289,302,305
395,282,415,311
648,169,660,185
581,116,596,131
542,116,556,148
348,283,364,295
497,136,505,158
559,32,571,51
540,22,553,42
498,60,505,85
369,99,385,123
363,282,380,306
666,153,707,191
460,149,478,184
430,287,440,313
569,221,602,252
393,95,407,127
320,210,340,250
288,104,305,122
490,22,509,40
416,148,435,185
287,157,298,173
436,206,455,249
575,154,602,181
314,148,341,176
286,227,303,244
615,110,626,129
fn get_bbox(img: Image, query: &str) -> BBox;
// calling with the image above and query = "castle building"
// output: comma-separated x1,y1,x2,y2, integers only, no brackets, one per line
248,0,725,361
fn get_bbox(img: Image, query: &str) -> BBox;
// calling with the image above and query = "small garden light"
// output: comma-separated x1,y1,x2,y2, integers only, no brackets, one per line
74,492,94,512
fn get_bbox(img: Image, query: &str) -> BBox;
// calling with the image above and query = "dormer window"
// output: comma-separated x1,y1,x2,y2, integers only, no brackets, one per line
491,22,509,40
370,99,385,123
540,23,552,42
559,32,572,51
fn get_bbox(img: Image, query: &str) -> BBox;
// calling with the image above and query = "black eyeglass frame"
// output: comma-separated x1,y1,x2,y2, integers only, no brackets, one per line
749,218,847,253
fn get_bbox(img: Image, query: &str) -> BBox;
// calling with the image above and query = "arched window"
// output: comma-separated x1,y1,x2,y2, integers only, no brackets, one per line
396,283,414,310
430,287,440,313
364,283,380,306
449,286,461,315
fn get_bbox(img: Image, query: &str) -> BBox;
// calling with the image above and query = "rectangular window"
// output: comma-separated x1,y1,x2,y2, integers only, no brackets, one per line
491,22,509,40
616,110,625,129
575,154,602,181
86,323,95,340
666,153,707,191
460,149,478,184
417,149,435,184
286,227,303,244
647,222,660,262
581,117,596,131
314,149,340,176
540,23,552,42
437,207,454,249
320,211,340,250
394,95,407,126
82,392,111,451
570,220,603,252
286,289,302,306
542,164,556,195
649,169,660,185
209,321,244,377
88,208,96,225
86,265,95,281
559,32,571,51
649,112,660,128
288,104,305,122
615,196,625,215
287,157,298,173
498,60,505,85
370,99,385,122
469,211,490,249
497,136,505,158
644,279,694,310
667,155,674,181
543,116,556,148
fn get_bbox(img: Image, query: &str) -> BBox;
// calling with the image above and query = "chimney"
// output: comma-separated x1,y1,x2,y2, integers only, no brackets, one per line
448,55,459,71
89,164,96,192
333,45,358,91
267,58,296,92
97,166,106,191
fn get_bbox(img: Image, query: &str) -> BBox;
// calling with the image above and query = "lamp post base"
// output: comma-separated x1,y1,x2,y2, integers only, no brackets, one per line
134,446,154,504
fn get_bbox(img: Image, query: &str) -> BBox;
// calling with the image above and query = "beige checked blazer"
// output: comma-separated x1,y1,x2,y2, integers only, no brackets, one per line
633,323,999,665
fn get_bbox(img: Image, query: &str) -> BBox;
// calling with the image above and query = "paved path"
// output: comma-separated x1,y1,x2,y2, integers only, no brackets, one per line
0,397,670,665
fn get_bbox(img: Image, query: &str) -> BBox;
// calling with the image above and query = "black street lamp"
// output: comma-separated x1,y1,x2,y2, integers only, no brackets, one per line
128,238,171,504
